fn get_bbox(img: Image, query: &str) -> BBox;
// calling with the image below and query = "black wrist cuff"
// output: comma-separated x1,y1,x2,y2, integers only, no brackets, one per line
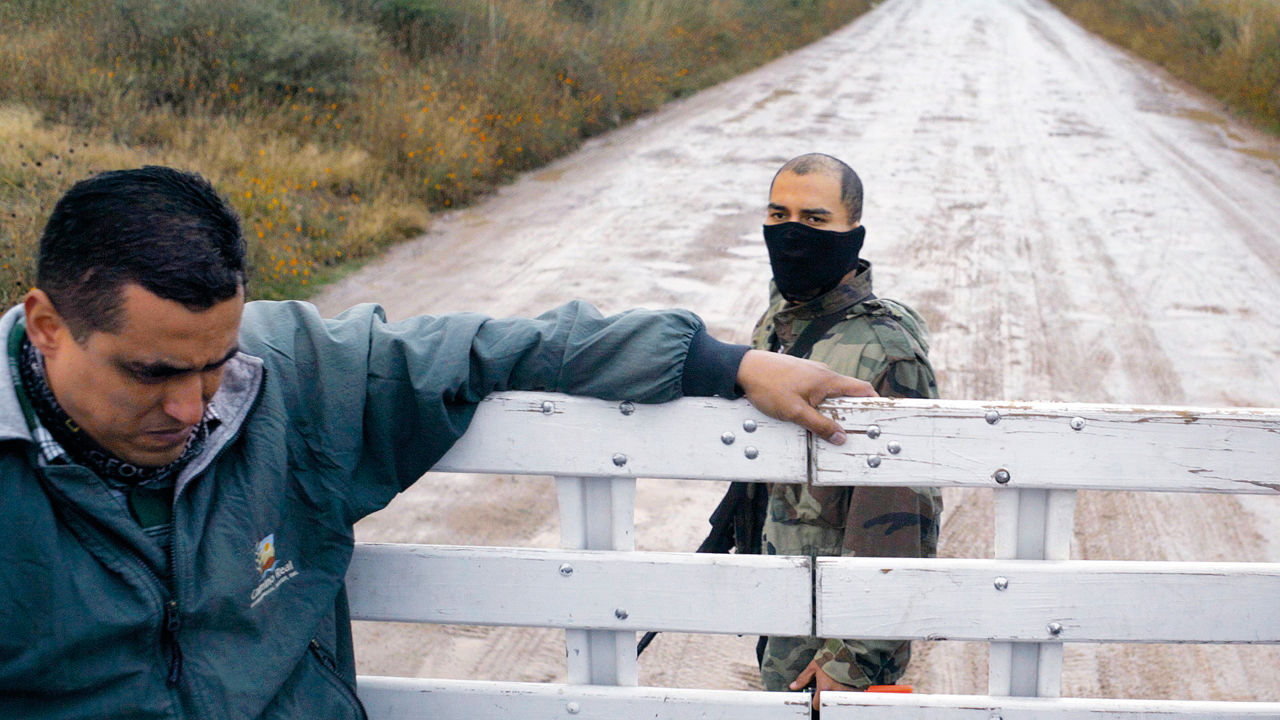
682,327,751,399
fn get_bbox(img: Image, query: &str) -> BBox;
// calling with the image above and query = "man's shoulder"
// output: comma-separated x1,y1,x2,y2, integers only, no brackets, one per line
240,299,306,331
860,297,931,361
241,298,327,327
820,297,931,364
239,300,390,350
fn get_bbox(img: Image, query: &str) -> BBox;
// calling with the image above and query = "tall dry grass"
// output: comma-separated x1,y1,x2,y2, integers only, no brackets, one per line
1049,0,1280,132
0,0,874,306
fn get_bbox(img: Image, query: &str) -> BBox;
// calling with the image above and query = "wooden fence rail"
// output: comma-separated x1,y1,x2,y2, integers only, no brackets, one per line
349,391,1280,718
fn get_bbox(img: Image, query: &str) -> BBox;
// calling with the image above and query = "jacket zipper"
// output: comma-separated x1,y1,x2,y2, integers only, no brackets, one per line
163,597,183,686
32,476,178,686
309,639,337,672
309,640,370,719
161,374,267,693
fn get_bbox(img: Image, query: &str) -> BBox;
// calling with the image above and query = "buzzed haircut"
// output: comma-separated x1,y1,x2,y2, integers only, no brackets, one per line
37,166,247,341
771,153,864,225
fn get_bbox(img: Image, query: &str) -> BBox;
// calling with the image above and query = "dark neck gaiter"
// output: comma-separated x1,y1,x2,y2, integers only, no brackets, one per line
763,222,866,303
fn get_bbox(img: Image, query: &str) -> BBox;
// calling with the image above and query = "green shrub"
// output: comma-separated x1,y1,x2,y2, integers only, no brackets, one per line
0,0,64,23
108,0,370,104
552,0,612,22
340,0,486,57
1050,0,1280,133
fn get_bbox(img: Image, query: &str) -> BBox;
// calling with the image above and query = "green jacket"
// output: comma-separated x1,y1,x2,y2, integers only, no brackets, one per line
751,262,942,691
0,299,743,719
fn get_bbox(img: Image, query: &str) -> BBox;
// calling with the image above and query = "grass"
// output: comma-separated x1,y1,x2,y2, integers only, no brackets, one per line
0,0,876,307
1048,0,1280,134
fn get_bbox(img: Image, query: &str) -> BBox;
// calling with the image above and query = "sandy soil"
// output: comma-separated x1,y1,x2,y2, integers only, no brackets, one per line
312,0,1280,703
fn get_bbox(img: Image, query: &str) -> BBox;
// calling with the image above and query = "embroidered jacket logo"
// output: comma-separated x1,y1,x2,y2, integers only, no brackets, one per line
251,533,299,607
255,534,276,577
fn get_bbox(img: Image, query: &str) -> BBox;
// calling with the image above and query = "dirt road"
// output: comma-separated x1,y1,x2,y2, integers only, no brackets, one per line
313,0,1280,702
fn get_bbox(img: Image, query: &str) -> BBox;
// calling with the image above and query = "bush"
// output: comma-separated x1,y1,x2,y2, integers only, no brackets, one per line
348,0,484,57
1049,0,1280,133
109,0,370,105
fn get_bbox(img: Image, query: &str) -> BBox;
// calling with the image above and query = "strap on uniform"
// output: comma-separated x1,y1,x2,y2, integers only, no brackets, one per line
770,292,877,358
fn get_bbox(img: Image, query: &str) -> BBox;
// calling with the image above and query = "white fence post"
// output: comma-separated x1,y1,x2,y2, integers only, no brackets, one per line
989,487,1077,697
556,476,638,686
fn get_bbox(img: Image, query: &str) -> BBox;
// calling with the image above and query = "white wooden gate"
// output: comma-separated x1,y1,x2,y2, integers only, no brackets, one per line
347,392,1280,718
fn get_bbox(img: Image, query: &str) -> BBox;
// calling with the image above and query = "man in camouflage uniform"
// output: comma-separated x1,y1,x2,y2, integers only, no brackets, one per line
752,153,941,709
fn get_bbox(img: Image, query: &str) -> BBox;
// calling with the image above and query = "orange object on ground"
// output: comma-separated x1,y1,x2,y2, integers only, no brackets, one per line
866,685,913,693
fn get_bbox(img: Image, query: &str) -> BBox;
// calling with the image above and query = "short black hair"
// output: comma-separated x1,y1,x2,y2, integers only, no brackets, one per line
771,153,864,224
36,166,247,340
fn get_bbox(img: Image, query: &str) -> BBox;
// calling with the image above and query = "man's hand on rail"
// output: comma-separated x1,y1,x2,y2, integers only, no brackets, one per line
790,659,855,710
735,349,876,445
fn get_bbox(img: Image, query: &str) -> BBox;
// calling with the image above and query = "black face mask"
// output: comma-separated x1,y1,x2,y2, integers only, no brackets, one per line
763,222,866,302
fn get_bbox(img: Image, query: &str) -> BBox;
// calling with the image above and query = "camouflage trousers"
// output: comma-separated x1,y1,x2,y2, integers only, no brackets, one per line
758,483,938,690
759,635,910,691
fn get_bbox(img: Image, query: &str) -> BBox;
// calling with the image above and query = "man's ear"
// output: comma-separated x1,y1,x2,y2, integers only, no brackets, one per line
23,289,70,358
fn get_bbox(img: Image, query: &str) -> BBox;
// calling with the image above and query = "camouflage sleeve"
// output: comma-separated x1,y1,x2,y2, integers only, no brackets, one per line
813,637,911,689
814,483,940,687
872,356,938,401
848,357,941,558
818,357,941,687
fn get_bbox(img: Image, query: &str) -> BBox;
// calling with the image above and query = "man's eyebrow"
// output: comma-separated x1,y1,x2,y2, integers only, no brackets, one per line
768,202,833,216
120,346,240,379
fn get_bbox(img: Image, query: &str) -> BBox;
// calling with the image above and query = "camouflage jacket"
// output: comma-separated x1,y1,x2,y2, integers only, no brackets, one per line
751,261,942,691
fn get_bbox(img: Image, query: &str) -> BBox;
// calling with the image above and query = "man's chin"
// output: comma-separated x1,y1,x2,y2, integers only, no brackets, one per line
781,291,822,304
115,439,190,468
120,450,187,468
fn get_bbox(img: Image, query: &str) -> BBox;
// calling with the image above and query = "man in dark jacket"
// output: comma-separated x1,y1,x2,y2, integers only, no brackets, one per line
0,166,873,719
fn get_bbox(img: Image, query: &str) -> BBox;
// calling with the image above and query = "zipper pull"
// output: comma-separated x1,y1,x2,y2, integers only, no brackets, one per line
164,600,181,633
310,639,338,672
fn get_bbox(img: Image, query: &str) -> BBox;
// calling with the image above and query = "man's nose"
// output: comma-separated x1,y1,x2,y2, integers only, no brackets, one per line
163,374,206,427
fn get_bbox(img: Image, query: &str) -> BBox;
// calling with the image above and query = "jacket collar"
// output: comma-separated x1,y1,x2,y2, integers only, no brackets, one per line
0,305,32,444
175,349,262,493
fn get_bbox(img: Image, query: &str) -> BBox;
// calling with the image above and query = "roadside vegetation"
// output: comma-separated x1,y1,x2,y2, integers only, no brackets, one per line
0,0,874,307
1049,0,1280,134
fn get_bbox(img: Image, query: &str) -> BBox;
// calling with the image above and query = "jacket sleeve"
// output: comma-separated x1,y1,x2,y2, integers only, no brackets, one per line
238,299,747,520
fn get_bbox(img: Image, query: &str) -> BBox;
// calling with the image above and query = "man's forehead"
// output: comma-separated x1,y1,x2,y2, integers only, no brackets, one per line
94,284,245,355
770,169,841,196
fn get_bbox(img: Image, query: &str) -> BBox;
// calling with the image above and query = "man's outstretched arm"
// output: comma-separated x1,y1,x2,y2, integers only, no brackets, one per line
239,300,876,517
